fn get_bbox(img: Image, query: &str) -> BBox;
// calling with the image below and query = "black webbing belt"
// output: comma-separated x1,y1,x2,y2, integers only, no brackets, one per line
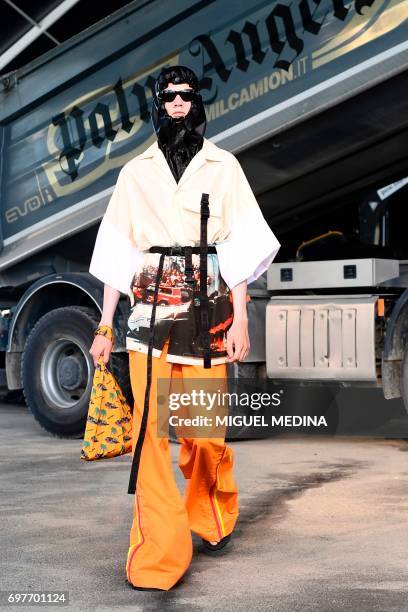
127,193,213,495
199,193,211,368
127,250,165,495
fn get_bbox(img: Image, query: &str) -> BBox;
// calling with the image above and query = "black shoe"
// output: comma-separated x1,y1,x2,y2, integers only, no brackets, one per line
201,533,232,551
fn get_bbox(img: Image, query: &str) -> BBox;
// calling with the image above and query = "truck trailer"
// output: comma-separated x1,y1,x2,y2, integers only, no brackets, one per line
0,0,407,436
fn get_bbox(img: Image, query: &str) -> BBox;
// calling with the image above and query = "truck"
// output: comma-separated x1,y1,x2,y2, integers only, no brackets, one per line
0,0,407,437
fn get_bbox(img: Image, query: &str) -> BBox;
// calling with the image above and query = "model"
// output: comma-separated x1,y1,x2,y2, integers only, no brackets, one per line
88,65,281,591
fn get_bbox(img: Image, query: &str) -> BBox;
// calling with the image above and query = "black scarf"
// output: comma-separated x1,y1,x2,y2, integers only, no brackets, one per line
151,65,207,183
157,115,203,183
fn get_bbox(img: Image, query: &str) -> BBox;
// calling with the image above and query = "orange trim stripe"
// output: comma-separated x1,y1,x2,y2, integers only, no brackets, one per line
208,449,227,540
126,492,144,582
209,490,223,540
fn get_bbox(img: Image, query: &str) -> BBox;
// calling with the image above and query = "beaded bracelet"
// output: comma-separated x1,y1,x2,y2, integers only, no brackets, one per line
94,325,114,345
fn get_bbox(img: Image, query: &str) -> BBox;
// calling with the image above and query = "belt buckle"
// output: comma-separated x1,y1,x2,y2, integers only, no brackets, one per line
170,246,183,256
185,268,195,284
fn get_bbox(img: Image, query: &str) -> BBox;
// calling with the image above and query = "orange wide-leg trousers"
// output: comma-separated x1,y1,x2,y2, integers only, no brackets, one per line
125,336,239,590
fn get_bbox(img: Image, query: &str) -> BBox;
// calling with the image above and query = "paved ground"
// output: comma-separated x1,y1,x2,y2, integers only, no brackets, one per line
1,390,408,612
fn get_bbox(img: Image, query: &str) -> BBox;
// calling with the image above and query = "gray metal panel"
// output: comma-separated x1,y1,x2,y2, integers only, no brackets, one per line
266,296,377,380
220,43,408,154
0,189,111,271
287,309,300,368
0,0,406,276
315,309,328,369
300,309,314,368
267,258,400,290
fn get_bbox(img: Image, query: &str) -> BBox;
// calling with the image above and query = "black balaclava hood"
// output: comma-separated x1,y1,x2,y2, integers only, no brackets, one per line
151,65,207,183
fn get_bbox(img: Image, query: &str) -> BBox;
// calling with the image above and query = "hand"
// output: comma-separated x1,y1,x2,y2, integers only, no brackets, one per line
225,318,250,363
89,334,113,368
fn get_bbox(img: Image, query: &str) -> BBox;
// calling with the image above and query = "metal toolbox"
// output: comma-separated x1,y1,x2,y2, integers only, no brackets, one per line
267,259,399,290
266,295,378,380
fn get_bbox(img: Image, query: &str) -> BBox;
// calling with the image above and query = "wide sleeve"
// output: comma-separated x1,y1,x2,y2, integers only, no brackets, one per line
89,165,143,294
215,156,281,290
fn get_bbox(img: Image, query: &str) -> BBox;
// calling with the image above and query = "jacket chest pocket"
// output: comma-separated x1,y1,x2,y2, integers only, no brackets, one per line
180,191,224,243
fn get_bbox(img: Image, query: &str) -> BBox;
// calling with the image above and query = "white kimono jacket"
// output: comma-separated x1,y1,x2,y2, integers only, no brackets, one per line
89,137,281,362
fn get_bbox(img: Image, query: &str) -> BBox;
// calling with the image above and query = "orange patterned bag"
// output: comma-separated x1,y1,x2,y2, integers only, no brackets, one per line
81,327,133,460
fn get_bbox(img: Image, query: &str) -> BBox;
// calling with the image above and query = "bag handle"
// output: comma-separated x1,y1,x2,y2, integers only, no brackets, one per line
93,325,114,374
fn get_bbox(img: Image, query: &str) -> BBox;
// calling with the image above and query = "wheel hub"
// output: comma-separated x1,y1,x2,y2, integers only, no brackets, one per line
40,339,91,408
57,355,86,390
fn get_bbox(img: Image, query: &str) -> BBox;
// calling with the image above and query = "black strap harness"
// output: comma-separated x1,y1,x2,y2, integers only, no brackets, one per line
128,193,213,494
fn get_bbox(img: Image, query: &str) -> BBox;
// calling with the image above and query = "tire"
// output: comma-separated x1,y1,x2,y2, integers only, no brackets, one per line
400,346,408,415
21,306,131,438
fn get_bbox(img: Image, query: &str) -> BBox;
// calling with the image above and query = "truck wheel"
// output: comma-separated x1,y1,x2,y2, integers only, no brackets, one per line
400,346,408,415
21,306,131,438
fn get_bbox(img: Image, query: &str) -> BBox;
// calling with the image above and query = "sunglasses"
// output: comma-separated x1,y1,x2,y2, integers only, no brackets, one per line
158,89,197,102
